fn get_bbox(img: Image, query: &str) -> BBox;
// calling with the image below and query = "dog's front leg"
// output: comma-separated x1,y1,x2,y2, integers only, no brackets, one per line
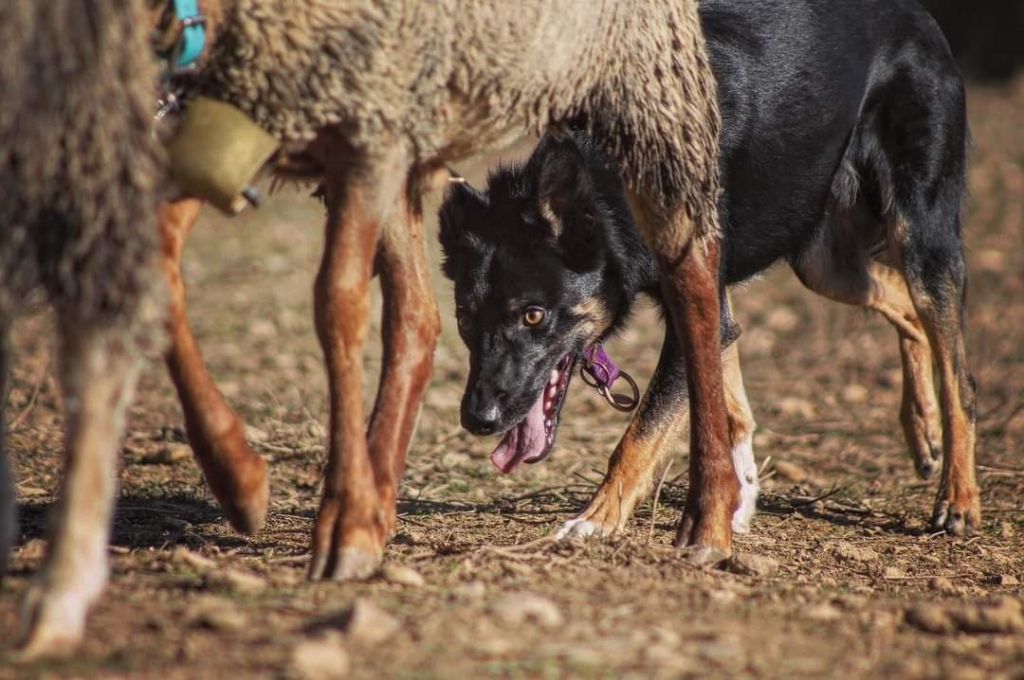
557,329,689,540
160,198,269,534
309,139,408,581
558,304,758,540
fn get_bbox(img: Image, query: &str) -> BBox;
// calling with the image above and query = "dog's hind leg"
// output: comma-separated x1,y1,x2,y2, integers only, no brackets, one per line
367,174,440,538
792,216,943,480
0,323,15,576
309,138,409,581
18,323,140,658
160,198,269,534
723,322,759,534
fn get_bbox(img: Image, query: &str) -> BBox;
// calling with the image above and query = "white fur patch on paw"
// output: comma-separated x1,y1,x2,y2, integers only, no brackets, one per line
555,518,603,541
731,434,759,534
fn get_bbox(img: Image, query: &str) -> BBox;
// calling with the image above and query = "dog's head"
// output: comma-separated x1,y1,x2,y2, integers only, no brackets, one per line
439,135,628,473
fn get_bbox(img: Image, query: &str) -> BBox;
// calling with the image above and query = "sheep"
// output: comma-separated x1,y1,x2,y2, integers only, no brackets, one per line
162,0,732,583
0,0,162,656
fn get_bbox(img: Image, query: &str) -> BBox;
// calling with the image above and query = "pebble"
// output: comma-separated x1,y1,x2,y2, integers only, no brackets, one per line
449,581,486,602
207,568,268,594
185,596,248,632
929,576,958,595
381,564,425,588
726,553,779,577
344,599,401,644
290,632,350,679
172,546,217,571
829,541,878,564
804,603,843,622
490,592,563,628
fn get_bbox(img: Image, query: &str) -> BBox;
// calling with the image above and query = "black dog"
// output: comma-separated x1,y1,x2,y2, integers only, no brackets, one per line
440,0,977,541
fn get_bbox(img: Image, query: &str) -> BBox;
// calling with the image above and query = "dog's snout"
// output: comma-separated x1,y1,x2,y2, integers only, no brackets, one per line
462,402,502,435
462,386,505,435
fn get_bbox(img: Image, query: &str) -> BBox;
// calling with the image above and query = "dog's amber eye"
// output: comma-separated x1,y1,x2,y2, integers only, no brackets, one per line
523,306,546,327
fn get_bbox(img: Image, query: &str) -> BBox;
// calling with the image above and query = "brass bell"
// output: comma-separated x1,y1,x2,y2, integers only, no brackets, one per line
164,97,280,215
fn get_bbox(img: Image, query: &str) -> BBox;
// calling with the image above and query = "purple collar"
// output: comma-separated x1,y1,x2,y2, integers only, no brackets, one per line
581,344,640,412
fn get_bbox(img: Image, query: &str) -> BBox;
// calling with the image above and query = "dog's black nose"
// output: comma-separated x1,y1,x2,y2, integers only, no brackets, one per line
462,408,501,436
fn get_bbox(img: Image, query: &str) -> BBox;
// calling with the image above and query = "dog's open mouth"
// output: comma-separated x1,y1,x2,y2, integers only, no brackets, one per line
490,354,575,473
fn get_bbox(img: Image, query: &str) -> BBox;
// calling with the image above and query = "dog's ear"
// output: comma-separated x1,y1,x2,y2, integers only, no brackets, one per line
439,180,488,280
535,137,604,270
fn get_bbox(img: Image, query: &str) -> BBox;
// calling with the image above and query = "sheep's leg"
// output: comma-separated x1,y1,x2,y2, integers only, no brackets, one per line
0,323,15,577
309,142,408,581
367,182,440,536
18,325,139,658
160,198,269,534
630,195,737,562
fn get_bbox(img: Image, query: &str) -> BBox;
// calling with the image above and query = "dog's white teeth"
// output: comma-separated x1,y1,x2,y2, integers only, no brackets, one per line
545,383,557,400
544,418,552,429
544,398,553,413
549,369,560,386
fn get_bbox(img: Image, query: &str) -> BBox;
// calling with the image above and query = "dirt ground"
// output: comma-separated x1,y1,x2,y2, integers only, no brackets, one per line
2,77,1023,679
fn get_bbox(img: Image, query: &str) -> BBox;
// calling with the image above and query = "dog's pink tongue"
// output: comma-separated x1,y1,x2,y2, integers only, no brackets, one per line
490,393,547,473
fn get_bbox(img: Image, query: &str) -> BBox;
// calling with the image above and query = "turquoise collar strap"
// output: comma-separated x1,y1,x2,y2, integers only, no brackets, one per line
172,0,206,69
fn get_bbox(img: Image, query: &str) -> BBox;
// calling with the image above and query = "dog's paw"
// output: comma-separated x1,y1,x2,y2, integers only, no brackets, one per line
555,518,608,541
730,435,759,535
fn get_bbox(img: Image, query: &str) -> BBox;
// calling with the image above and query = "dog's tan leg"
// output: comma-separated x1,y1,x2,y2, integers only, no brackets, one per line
367,180,440,536
160,198,269,534
308,140,408,581
722,335,758,533
17,325,140,658
0,325,14,576
557,329,690,540
557,308,758,539
794,231,942,479
893,222,978,535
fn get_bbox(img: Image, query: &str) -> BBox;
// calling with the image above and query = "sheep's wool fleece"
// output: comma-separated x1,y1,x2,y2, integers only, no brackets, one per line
0,1,162,325
199,0,722,239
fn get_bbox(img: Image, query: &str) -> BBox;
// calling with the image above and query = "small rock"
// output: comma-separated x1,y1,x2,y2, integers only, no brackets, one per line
290,632,350,680
765,306,800,332
840,384,870,404
929,576,957,594
344,599,401,644
777,397,815,420
245,425,269,443
381,564,425,588
991,574,1020,587
144,445,192,465
906,603,955,634
774,460,809,483
998,521,1015,540
449,581,486,602
805,603,843,622
207,568,267,594
952,598,1024,634
172,546,217,571
883,566,905,580
726,553,779,577
490,592,563,628
829,541,878,564
186,596,248,632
